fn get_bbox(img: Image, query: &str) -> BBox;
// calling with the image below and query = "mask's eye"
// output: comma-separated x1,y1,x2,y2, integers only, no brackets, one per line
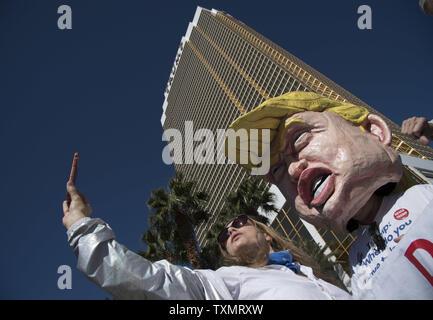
291,129,311,153
292,131,305,144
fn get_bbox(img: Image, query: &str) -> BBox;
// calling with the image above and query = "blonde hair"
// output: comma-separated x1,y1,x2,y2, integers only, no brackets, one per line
220,217,313,267
219,216,345,289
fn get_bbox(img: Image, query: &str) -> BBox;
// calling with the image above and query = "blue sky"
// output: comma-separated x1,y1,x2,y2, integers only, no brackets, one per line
0,0,432,299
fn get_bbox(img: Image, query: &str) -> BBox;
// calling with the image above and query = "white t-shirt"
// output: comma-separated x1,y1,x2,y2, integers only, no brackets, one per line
349,184,433,299
208,264,350,300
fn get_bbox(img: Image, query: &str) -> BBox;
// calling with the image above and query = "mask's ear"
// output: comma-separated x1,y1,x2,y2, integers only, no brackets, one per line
365,114,392,146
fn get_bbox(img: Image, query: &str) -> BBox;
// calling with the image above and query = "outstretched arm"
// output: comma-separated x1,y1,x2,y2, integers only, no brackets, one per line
63,182,207,300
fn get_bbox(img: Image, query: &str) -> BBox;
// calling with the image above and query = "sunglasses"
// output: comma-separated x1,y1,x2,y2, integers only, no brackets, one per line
217,215,249,245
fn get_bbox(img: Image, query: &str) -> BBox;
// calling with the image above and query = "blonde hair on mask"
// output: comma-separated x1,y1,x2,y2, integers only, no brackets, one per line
225,91,370,171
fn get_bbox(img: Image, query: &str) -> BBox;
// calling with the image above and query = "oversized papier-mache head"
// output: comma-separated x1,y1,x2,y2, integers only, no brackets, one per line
224,91,370,172
224,91,402,233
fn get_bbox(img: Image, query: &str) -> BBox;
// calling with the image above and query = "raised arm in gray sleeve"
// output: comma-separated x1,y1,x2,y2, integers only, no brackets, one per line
66,217,208,300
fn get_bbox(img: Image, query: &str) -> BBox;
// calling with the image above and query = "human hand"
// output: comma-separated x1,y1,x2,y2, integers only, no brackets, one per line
401,116,433,145
62,181,92,230
422,0,433,15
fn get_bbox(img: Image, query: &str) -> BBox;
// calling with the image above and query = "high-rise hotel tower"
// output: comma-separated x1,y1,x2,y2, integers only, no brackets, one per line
161,7,433,286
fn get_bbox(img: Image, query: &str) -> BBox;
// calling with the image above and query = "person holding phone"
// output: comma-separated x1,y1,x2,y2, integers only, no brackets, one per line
224,91,433,299
62,172,351,300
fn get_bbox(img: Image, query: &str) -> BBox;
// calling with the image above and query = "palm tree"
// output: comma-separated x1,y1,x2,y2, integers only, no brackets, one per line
140,172,208,269
139,226,181,264
224,175,278,224
200,207,232,269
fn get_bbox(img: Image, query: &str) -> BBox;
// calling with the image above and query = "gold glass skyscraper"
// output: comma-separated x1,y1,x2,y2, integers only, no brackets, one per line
161,7,433,287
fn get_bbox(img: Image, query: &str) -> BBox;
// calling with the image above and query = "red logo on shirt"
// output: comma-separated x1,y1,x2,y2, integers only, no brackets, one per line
394,208,409,220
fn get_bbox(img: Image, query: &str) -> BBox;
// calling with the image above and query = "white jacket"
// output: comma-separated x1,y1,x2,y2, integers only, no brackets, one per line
67,217,352,300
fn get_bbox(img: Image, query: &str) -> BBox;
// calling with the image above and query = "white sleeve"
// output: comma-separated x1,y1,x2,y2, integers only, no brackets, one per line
66,217,206,300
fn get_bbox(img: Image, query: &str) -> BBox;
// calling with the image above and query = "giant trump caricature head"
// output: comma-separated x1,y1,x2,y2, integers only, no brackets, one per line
224,91,402,233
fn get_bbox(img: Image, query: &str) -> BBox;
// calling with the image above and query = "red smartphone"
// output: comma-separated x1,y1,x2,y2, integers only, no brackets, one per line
66,152,79,205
